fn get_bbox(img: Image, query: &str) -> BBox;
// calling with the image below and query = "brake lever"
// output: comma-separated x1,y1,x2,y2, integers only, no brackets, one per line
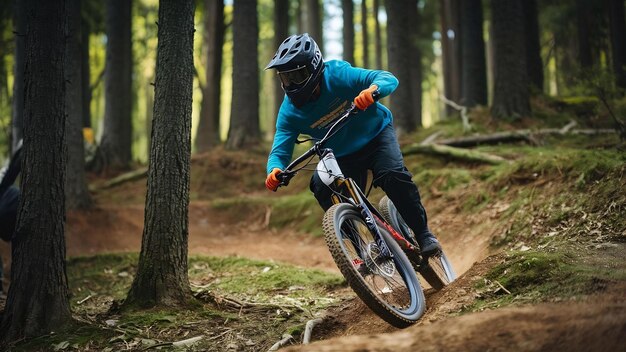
277,171,296,188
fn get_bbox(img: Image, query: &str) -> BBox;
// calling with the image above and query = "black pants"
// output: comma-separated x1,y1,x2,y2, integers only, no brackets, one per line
0,186,19,293
309,124,432,239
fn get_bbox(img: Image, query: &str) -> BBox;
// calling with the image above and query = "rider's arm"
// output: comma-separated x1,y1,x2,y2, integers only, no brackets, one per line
266,112,298,175
332,61,399,98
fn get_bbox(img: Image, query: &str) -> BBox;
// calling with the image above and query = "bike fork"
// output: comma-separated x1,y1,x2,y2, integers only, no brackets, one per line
358,205,393,259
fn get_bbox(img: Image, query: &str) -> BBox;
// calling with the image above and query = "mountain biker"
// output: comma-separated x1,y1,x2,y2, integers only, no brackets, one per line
264,33,442,256
0,140,22,295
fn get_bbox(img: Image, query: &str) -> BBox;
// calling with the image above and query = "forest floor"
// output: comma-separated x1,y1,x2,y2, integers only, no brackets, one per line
1,98,625,351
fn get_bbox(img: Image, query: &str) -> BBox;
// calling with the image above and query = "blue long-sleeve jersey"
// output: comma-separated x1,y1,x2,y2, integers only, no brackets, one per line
266,60,399,174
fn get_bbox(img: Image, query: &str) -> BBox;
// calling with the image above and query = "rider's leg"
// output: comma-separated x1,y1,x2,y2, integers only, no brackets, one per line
367,125,442,256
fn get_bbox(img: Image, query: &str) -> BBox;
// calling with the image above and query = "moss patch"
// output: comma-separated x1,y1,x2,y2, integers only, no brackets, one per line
468,246,626,312
189,255,344,301
8,253,347,351
268,192,324,236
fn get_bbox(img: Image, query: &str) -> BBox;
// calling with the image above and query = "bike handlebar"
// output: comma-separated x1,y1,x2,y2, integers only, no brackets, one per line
278,90,381,187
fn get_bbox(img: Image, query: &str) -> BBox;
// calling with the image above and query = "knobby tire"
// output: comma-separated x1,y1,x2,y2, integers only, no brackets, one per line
378,196,456,291
323,203,426,328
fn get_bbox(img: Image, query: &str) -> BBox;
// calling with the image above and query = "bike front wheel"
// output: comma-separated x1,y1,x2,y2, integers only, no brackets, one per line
322,203,426,328
379,196,456,291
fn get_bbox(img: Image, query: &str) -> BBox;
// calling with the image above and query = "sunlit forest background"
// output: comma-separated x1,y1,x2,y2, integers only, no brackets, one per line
0,0,625,349
2,0,622,163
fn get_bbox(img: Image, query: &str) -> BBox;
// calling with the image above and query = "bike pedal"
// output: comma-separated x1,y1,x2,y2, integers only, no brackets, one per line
422,248,442,259
403,249,422,266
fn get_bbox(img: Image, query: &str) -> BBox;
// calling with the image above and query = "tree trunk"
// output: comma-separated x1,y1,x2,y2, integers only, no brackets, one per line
145,73,154,150
522,0,543,93
65,0,92,210
125,0,195,308
385,0,415,133
342,0,355,65
11,0,26,151
553,24,578,93
0,0,71,343
576,0,594,69
361,0,369,68
226,0,260,149
272,0,289,128
440,0,462,113
608,0,626,90
302,0,323,49
81,17,92,129
99,0,133,170
0,13,8,144
196,0,225,153
490,0,530,120
297,0,303,34
460,0,487,107
408,0,422,127
373,0,382,69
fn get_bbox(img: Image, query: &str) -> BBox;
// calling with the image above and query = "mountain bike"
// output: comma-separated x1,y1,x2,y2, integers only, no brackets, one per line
378,196,456,290
276,97,453,327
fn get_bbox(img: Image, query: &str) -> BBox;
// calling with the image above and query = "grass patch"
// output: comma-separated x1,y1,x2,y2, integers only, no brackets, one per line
18,252,346,351
68,253,344,309
486,147,625,188
67,253,138,304
12,322,116,352
413,168,473,192
468,247,626,312
268,192,324,236
188,255,344,301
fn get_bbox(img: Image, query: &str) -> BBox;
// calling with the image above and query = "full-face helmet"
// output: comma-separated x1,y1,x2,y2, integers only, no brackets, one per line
266,33,324,108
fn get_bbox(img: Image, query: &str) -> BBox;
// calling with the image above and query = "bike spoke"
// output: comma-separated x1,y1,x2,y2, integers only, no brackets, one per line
340,217,413,308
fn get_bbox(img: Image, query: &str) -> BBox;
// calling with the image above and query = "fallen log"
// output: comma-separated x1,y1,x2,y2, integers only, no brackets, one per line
436,130,534,148
435,127,617,148
402,143,507,165
89,166,148,192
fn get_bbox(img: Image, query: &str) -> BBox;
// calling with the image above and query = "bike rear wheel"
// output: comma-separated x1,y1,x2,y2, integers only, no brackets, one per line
378,196,456,291
322,203,426,328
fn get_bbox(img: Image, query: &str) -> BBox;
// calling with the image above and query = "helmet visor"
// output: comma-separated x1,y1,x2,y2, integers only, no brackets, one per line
277,66,311,88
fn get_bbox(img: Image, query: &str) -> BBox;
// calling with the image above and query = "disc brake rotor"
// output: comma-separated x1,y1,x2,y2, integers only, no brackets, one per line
364,242,395,278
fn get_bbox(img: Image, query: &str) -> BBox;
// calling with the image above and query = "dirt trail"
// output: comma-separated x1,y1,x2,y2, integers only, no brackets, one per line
289,297,626,352
54,202,337,272
0,187,622,351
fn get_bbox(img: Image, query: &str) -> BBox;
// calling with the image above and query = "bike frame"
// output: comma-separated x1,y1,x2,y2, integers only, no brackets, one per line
279,101,417,259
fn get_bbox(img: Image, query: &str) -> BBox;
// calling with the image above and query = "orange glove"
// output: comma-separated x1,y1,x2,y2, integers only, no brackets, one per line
354,85,379,110
265,168,283,191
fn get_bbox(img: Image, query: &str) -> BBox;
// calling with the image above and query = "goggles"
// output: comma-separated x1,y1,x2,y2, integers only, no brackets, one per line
277,66,311,88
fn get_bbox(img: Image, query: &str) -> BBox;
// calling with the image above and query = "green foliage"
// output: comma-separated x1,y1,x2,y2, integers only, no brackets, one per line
485,147,625,188
69,252,343,307
413,168,473,192
268,192,324,236
45,252,346,351
488,251,566,290
12,322,116,352
559,96,601,117
189,255,344,300
468,247,626,312
67,253,139,303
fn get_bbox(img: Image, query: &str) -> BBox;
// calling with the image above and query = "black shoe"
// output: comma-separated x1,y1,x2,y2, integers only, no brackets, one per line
418,233,442,257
